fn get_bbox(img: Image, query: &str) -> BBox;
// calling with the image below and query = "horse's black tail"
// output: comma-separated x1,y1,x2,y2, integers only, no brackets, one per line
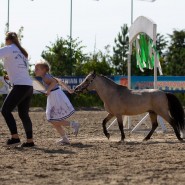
166,93,185,132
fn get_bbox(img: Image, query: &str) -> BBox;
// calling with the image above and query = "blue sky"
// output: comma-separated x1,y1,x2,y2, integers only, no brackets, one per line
0,0,184,63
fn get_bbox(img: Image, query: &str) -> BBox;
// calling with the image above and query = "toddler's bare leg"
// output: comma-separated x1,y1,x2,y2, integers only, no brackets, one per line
52,122,66,137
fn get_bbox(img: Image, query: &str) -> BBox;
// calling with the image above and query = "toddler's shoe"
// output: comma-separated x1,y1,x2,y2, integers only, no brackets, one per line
71,121,80,136
57,137,70,145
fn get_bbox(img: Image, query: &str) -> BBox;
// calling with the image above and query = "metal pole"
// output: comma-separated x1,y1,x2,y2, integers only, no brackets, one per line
127,0,134,129
7,0,10,32
7,0,34,32
69,0,73,75
153,25,157,89
70,0,73,41
131,0,133,24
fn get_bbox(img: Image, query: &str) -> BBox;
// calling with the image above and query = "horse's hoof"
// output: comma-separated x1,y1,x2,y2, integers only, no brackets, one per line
178,138,183,142
118,140,125,144
106,133,110,140
143,138,149,142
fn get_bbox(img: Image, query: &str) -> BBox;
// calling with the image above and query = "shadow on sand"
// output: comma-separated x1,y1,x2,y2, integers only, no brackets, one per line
70,142,94,148
13,146,76,155
13,142,93,154
110,139,185,146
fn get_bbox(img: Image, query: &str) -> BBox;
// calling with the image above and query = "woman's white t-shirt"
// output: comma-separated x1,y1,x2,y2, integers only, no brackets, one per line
0,44,32,86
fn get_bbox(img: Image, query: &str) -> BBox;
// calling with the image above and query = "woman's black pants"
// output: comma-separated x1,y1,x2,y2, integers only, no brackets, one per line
1,85,33,139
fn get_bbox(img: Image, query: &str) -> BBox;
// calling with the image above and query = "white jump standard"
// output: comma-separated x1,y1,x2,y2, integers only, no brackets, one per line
108,16,167,133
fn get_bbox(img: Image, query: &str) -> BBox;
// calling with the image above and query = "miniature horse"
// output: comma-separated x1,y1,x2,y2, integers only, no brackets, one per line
75,72,185,142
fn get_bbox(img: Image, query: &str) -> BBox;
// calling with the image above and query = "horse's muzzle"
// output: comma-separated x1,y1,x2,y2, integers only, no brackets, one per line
74,87,82,94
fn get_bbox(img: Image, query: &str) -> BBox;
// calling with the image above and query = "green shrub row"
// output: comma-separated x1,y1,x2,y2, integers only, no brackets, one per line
29,92,104,108
0,92,184,109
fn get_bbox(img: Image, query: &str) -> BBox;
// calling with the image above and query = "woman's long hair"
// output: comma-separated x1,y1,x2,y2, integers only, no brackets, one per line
6,32,28,58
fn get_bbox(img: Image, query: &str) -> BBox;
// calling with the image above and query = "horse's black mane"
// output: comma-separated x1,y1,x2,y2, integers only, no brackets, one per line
98,74,124,88
98,74,116,84
99,75,110,80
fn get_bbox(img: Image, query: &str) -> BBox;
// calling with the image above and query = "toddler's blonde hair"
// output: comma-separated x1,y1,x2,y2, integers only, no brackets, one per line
35,59,51,73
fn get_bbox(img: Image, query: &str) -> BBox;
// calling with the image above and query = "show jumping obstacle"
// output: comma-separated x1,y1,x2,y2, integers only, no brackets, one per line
108,16,167,133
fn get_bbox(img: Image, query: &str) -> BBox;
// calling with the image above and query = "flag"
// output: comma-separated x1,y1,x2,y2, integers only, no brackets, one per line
135,33,163,75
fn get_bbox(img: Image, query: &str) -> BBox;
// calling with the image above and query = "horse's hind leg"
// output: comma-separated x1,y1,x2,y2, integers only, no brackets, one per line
117,115,125,141
102,113,114,139
143,112,158,141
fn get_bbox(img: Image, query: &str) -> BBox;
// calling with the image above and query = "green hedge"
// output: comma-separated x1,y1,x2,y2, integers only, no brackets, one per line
30,94,47,107
30,92,185,108
29,92,103,108
69,92,103,108
0,92,184,109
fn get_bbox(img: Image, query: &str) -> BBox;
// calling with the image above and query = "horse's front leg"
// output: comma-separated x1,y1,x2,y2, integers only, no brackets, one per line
143,112,158,141
102,113,114,139
117,115,125,141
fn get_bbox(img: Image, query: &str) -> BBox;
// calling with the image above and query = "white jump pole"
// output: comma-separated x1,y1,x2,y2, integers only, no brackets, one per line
107,116,128,130
131,114,149,132
107,119,117,130
127,44,132,129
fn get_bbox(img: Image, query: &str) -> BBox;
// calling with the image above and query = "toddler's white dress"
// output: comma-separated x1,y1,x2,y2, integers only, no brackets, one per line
44,74,75,122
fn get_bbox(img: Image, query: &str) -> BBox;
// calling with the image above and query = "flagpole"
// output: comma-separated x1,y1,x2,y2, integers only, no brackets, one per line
69,0,99,75
69,0,73,75
7,0,34,32
131,0,133,24
7,0,10,31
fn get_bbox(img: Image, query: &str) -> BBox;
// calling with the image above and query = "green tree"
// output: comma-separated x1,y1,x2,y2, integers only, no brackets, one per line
163,30,185,76
112,24,129,75
156,33,168,56
17,26,24,43
155,33,168,75
77,46,113,76
42,37,86,76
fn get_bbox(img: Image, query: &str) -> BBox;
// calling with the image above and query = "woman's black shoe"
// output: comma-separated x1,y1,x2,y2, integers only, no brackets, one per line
21,142,35,147
6,138,21,146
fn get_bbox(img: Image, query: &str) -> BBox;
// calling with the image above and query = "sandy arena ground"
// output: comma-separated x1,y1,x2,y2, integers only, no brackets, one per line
0,110,185,185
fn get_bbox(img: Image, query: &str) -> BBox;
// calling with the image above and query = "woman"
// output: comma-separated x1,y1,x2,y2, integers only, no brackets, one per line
0,32,34,147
